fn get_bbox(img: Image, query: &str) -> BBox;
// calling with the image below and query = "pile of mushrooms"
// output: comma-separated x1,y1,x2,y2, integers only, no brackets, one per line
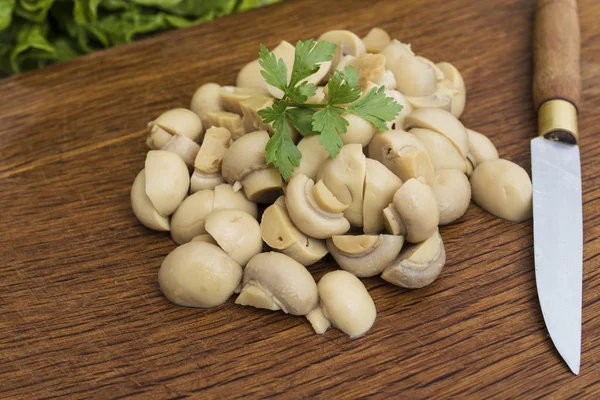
131,28,533,339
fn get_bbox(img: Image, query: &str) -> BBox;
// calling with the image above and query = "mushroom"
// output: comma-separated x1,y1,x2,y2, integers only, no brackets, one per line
147,108,204,149
144,150,190,217
386,178,439,243
367,129,435,185
437,78,465,118
204,209,262,267
190,234,217,245
415,56,445,81
341,113,377,146
206,111,245,140
404,93,453,113
466,128,499,171
385,89,413,130
170,183,257,245
432,169,471,225
470,159,533,222
382,230,446,289
317,144,366,227
236,252,318,315
362,158,402,234
306,270,376,338
130,169,170,231
291,134,331,181
190,83,224,127
404,108,469,158
380,39,415,68
221,130,283,203
387,55,437,97
349,53,396,90
219,86,271,115
236,59,267,89
327,234,405,277
190,126,231,193
261,196,328,266
161,135,200,168
318,30,366,75
158,242,242,308
436,62,466,118
285,174,350,239
410,127,466,172
362,27,391,53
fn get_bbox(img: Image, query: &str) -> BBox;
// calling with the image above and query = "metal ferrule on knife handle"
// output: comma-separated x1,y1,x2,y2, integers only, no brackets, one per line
533,0,581,144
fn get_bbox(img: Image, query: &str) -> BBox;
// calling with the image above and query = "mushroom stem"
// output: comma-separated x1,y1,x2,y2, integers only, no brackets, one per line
242,168,284,203
235,284,281,311
306,307,331,335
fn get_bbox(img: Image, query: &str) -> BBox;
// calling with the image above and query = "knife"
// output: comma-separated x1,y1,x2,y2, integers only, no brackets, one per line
531,0,582,375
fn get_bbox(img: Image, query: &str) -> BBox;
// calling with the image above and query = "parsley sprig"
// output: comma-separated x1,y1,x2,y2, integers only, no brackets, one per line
257,39,402,180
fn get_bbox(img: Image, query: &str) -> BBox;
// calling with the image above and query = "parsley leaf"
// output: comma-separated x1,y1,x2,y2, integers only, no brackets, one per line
287,107,319,136
258,44,288,94
289,39,336,87
261,103,301,180
326,66,362,105
348,85,403,131
312,107,348,157
286,81,317,104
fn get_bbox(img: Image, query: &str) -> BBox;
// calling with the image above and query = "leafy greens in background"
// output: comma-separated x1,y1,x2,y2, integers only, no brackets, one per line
0,0,282,77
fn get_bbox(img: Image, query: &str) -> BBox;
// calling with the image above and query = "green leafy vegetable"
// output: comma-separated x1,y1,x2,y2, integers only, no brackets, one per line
258,40,402,180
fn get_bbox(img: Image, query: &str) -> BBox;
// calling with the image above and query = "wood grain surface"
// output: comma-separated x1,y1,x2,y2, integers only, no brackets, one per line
1,0,599,398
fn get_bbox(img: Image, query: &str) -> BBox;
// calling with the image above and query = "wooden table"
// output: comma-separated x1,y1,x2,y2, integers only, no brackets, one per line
1,0,598,398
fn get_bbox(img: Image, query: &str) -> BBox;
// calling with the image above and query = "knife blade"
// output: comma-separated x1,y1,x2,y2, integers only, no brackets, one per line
532,0,582,375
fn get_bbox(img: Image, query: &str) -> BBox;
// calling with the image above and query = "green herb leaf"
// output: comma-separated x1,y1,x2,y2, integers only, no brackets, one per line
326,66,362,105
287,107,318,136
289,39,335,87
312,107,348,157
348,85,402,131
286,81,316,103
265,114,301,180
258,43,288,93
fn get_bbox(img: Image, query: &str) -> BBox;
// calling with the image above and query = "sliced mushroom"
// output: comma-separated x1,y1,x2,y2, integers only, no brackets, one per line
385,89,413,130
436,62,466,117
205,209,262,267
147,108,204,149
158,242,242,308
405,93,453,113
363,158,402,234
380,39,415,67
317,144,366,227
362,27,391,53
219,86,270,115
237,59,267,89
318,30,366,75
161,135,200,168
190,234,217,245
466,128,499,170
291,134,331,181
470,159,533,222
415,56,445,81
437,78,466,118
260,196,328,266
221,131,283,203
131,169,170,231
206,111,245,140
410,127,466,172
327,234,404,277
236,252,318,315
190,126,231,193
432,169,471,225
349,53,387,89
341,113,377,146
367,129,435,185
391,178,439,243
190,83,224,127
388,55,437,97
190,172,224,193
213,183,258,218
306,270,376,338
382,230,445,289
404,108,469,158
170,189,215,244
144,150,190,217
285,174,350,239
382,203,403,235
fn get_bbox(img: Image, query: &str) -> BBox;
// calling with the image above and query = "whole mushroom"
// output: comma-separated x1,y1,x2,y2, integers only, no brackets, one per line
130,169,170,231
205,209,262,267
147,108,204,149
190,83,224,127
144,150,190,217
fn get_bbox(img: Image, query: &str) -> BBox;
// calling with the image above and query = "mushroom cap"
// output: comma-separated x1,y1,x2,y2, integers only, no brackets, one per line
205,209,262,267
341,113,377,146
190,83,224,127
327,234,405,277
385,89,413,130
285,174,350,239
388,56,437,97
131,169,170,231
190,171,225,193
144,150,190,217
436,62,466,93
470,159,532,222
213,183,258,219
317,270,377,338
260,197,328,266
237,252,318,315
380,39,415,68
362,27,391,53
393,178,439,243
432,169,471,225
150,108,204,142
405,93,453,113
317,144,366,227
170,189,215,244
221,130,269,183
382,230,446,289
158,242,242,308
411,127,466,172
146,125,173,150
190,234,217,245
404,108,469,158
367,129,435,185
318,30,366,75
291,135,331,181
161,135,200,168
363,158,402,234
466,128,499,168
236,59,267,89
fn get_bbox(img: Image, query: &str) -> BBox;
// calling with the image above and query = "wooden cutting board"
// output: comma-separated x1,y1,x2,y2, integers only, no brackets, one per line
1,0,599,397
